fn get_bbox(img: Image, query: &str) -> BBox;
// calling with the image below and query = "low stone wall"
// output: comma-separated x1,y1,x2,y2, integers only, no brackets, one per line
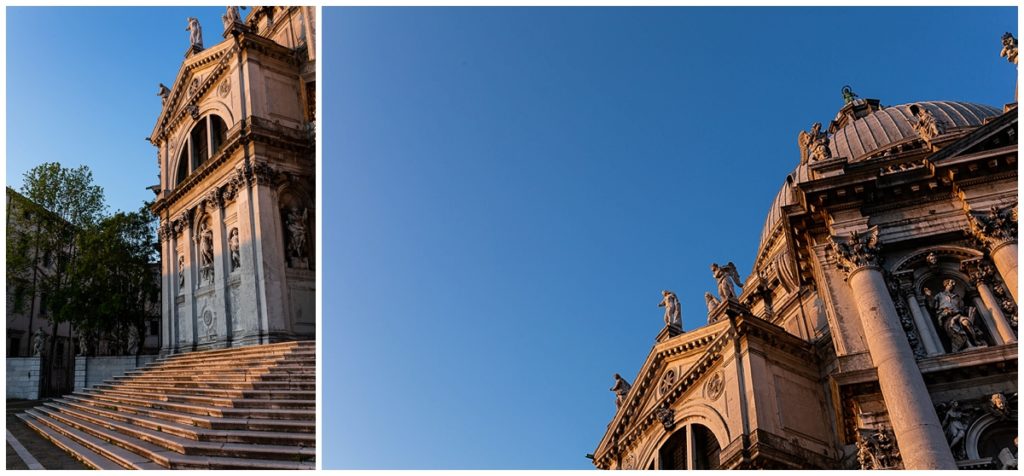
73,355,158,392
6,357,42,400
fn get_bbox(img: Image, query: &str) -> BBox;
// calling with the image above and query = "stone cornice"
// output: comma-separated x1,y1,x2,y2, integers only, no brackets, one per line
152,43,235,142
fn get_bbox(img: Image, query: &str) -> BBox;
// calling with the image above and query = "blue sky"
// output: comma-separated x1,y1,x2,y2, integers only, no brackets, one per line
323,7,1017,469
7,7,229,213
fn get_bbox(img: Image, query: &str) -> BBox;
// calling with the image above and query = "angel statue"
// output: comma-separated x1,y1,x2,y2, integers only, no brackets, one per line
658,290,681,328
610,373,632,408
157,83,171,103
222,6,246,31
924,279,986,352
938,400,971,459
711,262,744,302
186,17,204,49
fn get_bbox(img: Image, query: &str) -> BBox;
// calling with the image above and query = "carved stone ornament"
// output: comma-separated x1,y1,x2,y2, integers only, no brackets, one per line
704,371,724,401
855,427,902,470
126,326,140,355
965,203,1018,249
218,78,231,98
907,104,945,148
829,226,881,276
658,369,677,396
610,373,632,408
654,407,675,431
202,309,216,341
186,17,204,50
177,255,185,291
924,279,987,352
196,220,215,285
285,207,310,268
187,104,200,121
621,454,638,471
885,271,927,358
188,77,201,97
32,328,46,356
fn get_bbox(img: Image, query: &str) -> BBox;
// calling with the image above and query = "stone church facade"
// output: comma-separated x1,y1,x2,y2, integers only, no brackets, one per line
149,6,316,354
593,36,1018,470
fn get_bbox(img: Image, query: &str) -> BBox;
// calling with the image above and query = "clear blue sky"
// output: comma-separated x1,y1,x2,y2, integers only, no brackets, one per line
323,7,1016,469
6,7,228,214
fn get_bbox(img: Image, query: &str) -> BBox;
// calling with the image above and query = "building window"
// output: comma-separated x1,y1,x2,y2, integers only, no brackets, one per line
174,114,229,188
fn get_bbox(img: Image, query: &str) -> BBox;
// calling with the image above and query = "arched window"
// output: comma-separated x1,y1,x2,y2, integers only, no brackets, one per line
174,114,229,187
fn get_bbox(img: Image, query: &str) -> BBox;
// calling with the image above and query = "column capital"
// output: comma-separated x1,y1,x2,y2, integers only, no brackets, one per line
965,203,1017,250
960,257,997,287
830,225,882,277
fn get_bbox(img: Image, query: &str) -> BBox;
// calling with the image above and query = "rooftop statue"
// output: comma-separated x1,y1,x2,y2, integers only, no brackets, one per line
610,373,632,408
658,290,681,328
798,122,832,163
186,17,204,50
223,6,246,31
704,292,719,314
1001,32,1018,65
907,104,944,148
157,83,171,103
711,262,744,302
841,85,859,104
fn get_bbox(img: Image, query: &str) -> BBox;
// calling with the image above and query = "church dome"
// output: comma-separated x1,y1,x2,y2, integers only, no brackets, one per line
828,100,1001,161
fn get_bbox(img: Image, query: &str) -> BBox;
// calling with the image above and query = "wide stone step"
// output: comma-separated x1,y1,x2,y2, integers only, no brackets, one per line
111,373,315,385
22,409,166,469
28,407,313,469
50,399,315,448
153,341,312,361
125,365,315,377
152,350,315,366
84,387,315,410
17,411,143,470
74,391,315,420
76,390,315,433
89,382,314,400
102,378,315,391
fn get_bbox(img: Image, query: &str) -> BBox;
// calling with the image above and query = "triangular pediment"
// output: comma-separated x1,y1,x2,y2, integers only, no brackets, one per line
928,106,1018,166
150,39,236,142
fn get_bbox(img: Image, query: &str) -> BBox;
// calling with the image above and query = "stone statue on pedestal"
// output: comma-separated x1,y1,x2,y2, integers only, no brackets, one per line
798,122,832,163
704,292,719,314
126,326,140,355
32,329,46,356
939,400,969,459
178,255,185,290
658,290,681,328
186,17,204,50
711,262,744,301
222,6,243,31
907,104,944,148
610,373,632,408
157,83,171,104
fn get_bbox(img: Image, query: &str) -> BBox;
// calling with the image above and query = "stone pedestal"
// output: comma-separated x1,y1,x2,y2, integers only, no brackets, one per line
848,266,956,469
656,324,683,343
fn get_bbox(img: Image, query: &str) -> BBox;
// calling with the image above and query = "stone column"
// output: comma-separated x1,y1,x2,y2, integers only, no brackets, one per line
159,224,173,355
906,293,942,355
250,162,290,341
181,209,198,352
965,204,1017,302
990,242,1018,302
963,258,1016,344
830,228,956,469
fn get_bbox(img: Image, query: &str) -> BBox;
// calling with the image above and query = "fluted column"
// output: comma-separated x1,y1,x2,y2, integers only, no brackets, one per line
966,204,1017,302
906,292,942,355
831,227,956,469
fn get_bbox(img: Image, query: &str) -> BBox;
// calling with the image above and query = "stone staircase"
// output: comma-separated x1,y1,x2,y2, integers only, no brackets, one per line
16,341,316,470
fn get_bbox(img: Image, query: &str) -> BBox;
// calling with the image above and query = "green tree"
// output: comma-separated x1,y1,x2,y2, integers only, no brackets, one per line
71,206,160,355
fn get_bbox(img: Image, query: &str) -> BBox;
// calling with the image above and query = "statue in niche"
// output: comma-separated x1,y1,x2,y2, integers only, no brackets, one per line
126,326,140,355
924,279,985,352
658,290,681,328
610,373,632,408
32,328,46,356
178,255,185,290
711,262,744,301
186,17,203,49
77,333,89,357
228,228,240,272
196,222,215,284
286,207,309,268
938,400,970,459
1002,32,1019,65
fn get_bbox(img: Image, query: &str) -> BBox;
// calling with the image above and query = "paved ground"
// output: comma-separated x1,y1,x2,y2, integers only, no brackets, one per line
6,399,89,470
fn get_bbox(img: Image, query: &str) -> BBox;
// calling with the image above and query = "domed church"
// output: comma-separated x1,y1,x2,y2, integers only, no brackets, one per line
592,37,1018,470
